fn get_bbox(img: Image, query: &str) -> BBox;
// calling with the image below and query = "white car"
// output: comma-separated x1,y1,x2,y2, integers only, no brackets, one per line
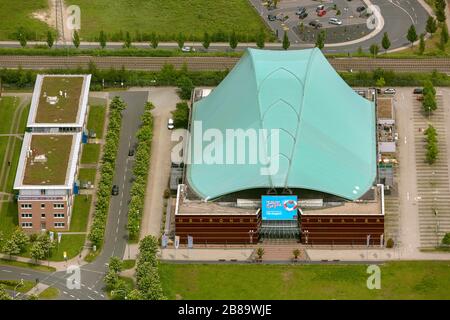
181,46,195,52
384,88,396,95
329,18,343,25
167,118,174,130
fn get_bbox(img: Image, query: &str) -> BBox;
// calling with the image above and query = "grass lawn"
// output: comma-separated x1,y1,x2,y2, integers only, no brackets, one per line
49,234,86,261
38,286,59,299
66,0,270,41
87,105,106,139
122,259,136,270
0,258,55,272
81,144,101,164
159,261,450,300
78,168,96,184
0,96,19,133
69,195,91,232
0,279,35,293
0,0,53,40
108,276,135,299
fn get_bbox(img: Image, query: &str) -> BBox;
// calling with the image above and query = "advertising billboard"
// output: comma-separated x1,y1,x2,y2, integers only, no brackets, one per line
261,195,298,220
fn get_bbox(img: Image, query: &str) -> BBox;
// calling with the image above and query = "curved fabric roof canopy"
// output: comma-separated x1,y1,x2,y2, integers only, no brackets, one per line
186,48,376,200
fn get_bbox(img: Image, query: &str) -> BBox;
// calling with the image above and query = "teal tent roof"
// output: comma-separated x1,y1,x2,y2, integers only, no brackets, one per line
186,48,376,200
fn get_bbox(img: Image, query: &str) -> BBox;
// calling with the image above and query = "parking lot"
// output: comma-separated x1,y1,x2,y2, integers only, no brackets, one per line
260,0,373,43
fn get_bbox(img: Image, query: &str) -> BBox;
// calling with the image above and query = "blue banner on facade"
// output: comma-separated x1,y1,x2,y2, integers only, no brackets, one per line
261,195,298,220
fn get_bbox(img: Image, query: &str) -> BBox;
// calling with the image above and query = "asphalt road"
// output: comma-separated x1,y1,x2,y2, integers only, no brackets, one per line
0,91,149,300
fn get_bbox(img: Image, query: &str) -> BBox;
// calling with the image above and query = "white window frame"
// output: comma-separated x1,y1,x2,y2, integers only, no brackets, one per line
21,213,32,218
54,222,65,228
54,213,65,219
21,222,33,228
53,203,65,209
21,203,32,209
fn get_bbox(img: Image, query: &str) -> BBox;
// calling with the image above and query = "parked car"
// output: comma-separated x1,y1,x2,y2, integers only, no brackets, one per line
128,148,135,157
317,9,327,17
309,20,322,28
329,18,342,25
316,5,325,12
276,13,289,22
298,12,308,19
384,88,396,95
413,88,423,94
356,6,366,13
112,185,119,196
181,46,195,53
268,14,276,21
167,118,175,130
295,7,307,15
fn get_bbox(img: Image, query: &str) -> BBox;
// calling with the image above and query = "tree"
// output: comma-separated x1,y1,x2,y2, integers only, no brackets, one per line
202,32,211,50
256,28,265,49
150,33,159,49
407,24,418,47
127,289,144,300
176,76,194,100
426,16,437,37
293,249,300,260
376,77,385,88
423,92,437,115
423,79,436,97
99,30,107,49
369,43,379,57
440,23,449,50
419,33,426,55
315,31,326,50
0,285,12,300
11,228,29,252
109,256,123,274
171,102,189,129
177,33,185,49
282,31,290,50
104,270,119,290
46,31,54,48
30,241,46,262
72,30,80,48
442,232,450,245
436,7,446,23
2,239,20,258
124,31,132,48
256,247,265,260
229,31,238,50
16,28,27,48
381,32,391,52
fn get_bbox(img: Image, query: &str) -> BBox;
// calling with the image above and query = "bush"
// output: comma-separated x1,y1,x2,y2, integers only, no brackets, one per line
442,233,450,245
88,97,126,246
171,102,189,129
386,238,394,248
163,189,171,199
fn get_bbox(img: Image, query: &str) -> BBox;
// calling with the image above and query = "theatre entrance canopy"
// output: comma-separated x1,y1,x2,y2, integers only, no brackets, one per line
186,48,376,201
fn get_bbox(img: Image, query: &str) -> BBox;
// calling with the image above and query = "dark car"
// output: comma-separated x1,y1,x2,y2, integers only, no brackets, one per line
309,20,322,28
298,12,308,19
128,148,135,157
112,185,119,196
268,14,276,21
413,88,423,94
356,6,366,12
295,7,307,15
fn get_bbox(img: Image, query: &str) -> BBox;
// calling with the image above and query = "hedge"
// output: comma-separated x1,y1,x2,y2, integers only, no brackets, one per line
127,102,154,239
88,97,126,246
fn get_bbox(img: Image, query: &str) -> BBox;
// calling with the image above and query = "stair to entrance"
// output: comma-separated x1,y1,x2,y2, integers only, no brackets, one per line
257,243,308,261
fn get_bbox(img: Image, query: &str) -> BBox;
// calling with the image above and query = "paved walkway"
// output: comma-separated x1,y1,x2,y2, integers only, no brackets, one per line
25,283,49,297
140,87,180,238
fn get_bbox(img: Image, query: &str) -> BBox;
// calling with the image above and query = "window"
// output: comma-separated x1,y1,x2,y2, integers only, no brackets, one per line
21,222,32,228
41,213,46,218
41,203,45,209
54,222,65,228
21,213,32,218
21,203,32,209
40,189,46,195
54,213,65,218
53,203,64,209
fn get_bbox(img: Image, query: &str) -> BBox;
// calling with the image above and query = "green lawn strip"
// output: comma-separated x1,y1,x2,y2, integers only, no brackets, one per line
69,195,92,232
20,234,86,262
65,0,270,42
81,144,101,164
0,201,19,239
159,261,450,300
0,137,8,176
0,279,35,293
77,168,96,184
0,258,55,272
122,259,136,270
18,103,30,133
0,0,53,40
87,105,106,139
38,286,59,299
0,96,18,133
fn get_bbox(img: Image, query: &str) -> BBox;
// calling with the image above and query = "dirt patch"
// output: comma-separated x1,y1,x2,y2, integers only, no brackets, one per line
32,0,56,30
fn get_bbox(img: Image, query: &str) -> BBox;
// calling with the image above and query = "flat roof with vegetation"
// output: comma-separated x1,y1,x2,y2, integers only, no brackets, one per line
14,133,82,189
27,75,91,127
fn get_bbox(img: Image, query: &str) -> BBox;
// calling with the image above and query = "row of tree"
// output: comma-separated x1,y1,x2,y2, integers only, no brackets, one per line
105,236,166,300
0,229,55,262
424,124,439,165
88,97,126,246
127,102,154,239
423,80,438,114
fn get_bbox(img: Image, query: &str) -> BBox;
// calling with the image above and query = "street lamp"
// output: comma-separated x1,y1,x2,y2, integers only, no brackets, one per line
13,279,24,300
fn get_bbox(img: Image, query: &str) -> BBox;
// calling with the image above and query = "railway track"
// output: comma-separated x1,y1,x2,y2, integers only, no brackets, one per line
1,55,450,73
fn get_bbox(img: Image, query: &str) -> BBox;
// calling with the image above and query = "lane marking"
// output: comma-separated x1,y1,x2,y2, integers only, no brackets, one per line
88,295,95,300
1,269,12,273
